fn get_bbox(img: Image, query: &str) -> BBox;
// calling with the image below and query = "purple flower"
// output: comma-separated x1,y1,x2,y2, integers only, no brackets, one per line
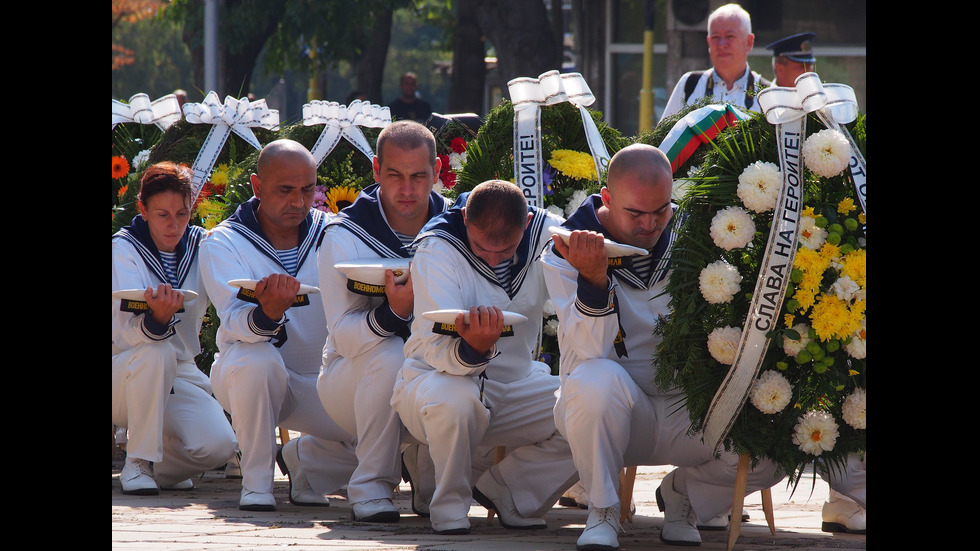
543,165,555,195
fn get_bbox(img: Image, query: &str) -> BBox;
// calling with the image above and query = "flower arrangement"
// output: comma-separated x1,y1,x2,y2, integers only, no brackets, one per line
653,108,867,483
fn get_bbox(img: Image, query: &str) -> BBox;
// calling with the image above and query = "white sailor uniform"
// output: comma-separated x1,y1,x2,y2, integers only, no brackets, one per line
316,184,451,505
112,216,237,486
199,197,357,497
390,200,578,529
541,194,782,522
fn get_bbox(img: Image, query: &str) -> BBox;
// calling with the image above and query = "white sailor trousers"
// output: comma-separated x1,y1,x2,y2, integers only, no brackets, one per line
210,341,358,495
555,358,782,521
392,365,577,525
112,341,238,486
317,337,405,504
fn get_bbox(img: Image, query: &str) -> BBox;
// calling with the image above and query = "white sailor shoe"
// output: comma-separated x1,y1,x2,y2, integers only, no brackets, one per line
821,492,866,534
239,489,276,511
120,457,159,496
696,507,749,530
577,505,624,551
352,498,400,523
656,470,701,546
431,517,471,535
276,439,330,507
472,467,547,529
159,478,194,491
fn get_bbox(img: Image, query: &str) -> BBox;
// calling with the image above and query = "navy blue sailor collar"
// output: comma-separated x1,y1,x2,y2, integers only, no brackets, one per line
560,193,678,289
115,214,204,288
225,196,325,276
322,183,451,259
415,191,548,298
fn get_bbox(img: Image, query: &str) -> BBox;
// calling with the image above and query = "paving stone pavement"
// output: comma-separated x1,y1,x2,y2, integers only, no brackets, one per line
112,443,866,551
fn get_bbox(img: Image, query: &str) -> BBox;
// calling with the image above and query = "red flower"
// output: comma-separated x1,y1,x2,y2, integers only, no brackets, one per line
441,171,457,189
450,137,467,154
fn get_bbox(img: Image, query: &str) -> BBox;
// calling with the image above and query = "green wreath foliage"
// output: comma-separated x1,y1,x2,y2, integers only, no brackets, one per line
652,107,867,484
451,100,630,205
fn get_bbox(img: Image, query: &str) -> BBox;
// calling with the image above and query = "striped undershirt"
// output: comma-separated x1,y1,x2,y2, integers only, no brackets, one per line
158,251,178,287
276,247,299,276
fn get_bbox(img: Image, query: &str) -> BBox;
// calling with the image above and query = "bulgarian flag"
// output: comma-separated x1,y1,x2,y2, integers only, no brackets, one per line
658,105,749,174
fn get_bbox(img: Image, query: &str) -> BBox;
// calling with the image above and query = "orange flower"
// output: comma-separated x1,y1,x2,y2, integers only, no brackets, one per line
112,155,130,179
117,184,129,200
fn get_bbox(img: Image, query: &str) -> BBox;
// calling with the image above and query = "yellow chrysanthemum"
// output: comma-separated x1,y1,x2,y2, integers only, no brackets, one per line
210,164,232,187
793,289,816,312
840,249,867,288
793,247,822,271
810,294,860,341
194,198,228,230
818,242,840,262
801,206,816,218
784,313,795,328
837,198,857,215
326,186,359,214
548,150,597,181
858,212,866,224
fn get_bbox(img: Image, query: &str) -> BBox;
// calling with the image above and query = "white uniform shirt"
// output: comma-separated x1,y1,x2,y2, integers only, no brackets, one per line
540,195,679,397
112,217,210,387
199,197,330,374
400,205,563,385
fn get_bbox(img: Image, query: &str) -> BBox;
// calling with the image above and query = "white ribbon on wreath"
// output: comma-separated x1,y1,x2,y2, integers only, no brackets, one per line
181,91,279,204
757,73,865,212
701,72,864,452
303,99,391,167
507,70,610,209
112,93,182,131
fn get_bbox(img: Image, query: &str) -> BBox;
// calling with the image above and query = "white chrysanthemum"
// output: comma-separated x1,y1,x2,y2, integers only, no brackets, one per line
565,189,589,218
802,129,851,178
543,318,560,336
750,370,793,414
707,325,742,365
782,323,811,357
792,410,840,456
830,275,861,302
798,215,827,250
843,321,866,359
449,151,466,171
132,149,152,170
546,204,565,220
737,161,781,213
698,260,743,304
709,206,756,250
842,388,866,429
542,299,557,318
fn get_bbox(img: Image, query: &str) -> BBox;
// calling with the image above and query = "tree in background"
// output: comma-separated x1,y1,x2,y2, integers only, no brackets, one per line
112,0,169,70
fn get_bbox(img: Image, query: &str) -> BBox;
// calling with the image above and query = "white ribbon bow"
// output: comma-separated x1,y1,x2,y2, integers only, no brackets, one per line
507,71,610,209
111,93,182,131
757,72,858,126
302,99,391,166
181,91,280,204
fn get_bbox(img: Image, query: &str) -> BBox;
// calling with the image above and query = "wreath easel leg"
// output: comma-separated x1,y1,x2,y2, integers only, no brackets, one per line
728,454,777,549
